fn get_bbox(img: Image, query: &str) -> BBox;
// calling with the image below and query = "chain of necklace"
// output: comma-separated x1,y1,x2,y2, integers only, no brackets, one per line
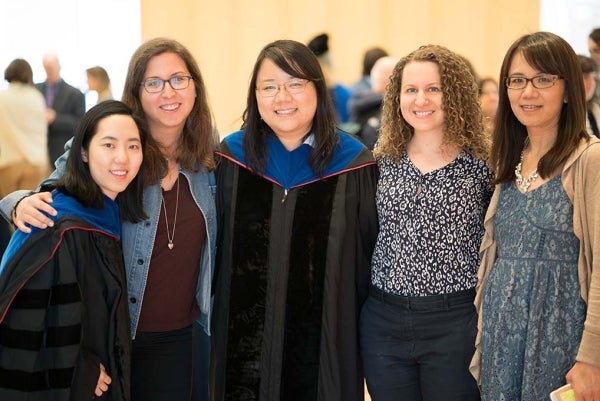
161,175,180,250
515,138,538,193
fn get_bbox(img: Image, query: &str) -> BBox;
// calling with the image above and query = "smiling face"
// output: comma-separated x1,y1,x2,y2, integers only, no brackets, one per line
82,114,143,200
506,51,566,134
255,58,317,143
140,52,196,138
400,61,445,136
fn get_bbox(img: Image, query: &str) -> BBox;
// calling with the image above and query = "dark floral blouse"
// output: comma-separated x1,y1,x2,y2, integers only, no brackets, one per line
371,152,494,296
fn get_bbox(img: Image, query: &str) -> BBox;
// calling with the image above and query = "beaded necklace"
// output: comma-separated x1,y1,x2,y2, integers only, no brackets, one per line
514,137,538,193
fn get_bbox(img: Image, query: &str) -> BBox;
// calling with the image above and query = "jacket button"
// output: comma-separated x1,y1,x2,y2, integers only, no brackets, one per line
137,259,144,265
130,297,137,303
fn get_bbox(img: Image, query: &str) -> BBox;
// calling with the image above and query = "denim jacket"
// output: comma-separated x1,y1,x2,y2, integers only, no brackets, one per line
0,142,217,338
124,167,216,337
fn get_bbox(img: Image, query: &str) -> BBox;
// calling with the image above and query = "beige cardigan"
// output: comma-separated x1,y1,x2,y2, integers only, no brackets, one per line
0,82,48,168
471,137,600,382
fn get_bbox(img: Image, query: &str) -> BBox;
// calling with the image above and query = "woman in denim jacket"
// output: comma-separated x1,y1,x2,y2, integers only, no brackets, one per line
1,38,217,401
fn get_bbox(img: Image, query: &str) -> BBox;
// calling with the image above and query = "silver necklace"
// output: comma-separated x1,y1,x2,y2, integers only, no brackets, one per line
161,175,180,250
514,138,538,193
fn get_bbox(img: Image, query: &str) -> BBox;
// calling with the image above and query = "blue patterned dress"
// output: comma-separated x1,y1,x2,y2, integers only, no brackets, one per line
481,176,587,401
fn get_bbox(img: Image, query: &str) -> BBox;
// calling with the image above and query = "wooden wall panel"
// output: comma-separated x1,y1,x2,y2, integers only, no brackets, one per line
140,0,540,135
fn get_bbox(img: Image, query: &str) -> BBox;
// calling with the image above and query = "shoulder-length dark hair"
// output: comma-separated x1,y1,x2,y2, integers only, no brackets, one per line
55,100,147,222
374,44,489,161
241,39,338,176
4,58,34,85
491,31,589,184
121,37,217,186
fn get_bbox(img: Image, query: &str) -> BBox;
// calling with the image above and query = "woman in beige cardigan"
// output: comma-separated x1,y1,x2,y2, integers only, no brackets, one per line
471,32,600,401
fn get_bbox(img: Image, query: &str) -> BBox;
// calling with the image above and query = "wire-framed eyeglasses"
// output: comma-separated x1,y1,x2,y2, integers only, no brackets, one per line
141,75,193,93
256,79,310,97
505,74,562,90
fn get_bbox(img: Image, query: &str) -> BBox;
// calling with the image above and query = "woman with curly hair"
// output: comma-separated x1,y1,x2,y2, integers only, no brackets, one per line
360,44,493,401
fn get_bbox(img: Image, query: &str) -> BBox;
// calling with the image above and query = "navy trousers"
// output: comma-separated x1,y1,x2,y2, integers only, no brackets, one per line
360,286,480,401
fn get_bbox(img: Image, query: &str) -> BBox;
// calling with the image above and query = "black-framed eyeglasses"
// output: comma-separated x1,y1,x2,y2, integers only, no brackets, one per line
141,75,193,93
256,79,309,97
505,74,562,90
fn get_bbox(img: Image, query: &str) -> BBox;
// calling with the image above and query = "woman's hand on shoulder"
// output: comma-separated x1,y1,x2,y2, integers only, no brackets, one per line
566,361,600,401
13,192,56,233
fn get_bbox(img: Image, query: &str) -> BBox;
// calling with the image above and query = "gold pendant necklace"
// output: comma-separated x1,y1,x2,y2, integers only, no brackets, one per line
161,175,180,250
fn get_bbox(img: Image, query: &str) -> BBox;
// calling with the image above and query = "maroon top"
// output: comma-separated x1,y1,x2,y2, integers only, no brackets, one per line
137,174,206,332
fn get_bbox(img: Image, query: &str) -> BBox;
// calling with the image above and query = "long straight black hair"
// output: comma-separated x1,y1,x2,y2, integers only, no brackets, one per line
55,100,147,222
241,39,338,176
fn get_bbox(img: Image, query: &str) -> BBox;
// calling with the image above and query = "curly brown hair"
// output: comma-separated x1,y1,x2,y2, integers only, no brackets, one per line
374,45,490,161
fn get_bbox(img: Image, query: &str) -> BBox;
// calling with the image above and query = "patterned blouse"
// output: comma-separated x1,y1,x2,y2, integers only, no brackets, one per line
371,152,494,296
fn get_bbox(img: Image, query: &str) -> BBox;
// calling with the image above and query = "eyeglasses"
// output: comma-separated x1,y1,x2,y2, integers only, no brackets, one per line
141,75,193,93
505,74,562,90
256,79,309,97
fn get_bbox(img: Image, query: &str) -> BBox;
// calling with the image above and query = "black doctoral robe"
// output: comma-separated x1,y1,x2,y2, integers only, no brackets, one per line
211,130,378,401
0,192,131,401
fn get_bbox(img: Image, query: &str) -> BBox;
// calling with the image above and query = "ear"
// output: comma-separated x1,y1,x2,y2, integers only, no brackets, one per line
81,148,88,162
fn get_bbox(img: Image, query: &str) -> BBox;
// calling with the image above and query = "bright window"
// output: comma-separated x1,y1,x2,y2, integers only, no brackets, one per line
0,0,141,108
540,0,600,55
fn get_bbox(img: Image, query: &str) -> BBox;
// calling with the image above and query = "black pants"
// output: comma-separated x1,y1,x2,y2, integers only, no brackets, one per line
132,326,193,401
360,287,481,401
